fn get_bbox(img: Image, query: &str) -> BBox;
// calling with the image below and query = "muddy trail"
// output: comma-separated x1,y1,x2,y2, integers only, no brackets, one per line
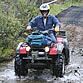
58,6,83,27
0,6,83,83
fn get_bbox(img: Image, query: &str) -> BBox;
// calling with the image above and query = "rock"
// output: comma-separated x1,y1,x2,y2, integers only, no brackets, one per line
81,54,83,56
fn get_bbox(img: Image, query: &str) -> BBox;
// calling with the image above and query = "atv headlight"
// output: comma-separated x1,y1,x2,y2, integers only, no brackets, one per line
26,46,30,51
45,46,49,52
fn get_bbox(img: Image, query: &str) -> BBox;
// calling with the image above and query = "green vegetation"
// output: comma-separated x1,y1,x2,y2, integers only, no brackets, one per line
0,0,38,59
50,0,83,15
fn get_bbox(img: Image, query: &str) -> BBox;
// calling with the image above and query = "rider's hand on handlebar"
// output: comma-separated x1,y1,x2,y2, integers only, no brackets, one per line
54,25,60,32
26,26,32,30
26,26,33,33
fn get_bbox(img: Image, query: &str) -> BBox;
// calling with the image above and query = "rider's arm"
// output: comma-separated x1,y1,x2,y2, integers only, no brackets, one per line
52,15,61,32
26,16,38,30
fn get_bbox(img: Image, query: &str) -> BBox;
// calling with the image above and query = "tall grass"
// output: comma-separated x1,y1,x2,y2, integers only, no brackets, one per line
50,0,83,15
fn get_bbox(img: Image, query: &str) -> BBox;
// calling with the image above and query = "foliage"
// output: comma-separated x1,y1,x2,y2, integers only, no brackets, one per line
0,0,38,58
50,0,83,15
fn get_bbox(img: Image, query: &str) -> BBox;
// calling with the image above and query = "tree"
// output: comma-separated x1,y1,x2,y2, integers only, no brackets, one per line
0,0,38,57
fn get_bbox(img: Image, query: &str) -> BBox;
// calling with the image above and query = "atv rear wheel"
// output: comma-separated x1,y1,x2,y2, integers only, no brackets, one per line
64,48,70,65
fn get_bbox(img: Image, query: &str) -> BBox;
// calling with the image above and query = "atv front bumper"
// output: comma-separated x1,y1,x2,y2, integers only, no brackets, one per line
22,57,52,69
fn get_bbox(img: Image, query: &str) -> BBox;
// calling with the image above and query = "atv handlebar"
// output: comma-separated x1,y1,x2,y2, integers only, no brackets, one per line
38,28,54,34
16,27,60,39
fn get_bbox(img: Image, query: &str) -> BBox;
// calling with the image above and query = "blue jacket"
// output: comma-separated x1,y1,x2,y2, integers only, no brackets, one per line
28,15,60,31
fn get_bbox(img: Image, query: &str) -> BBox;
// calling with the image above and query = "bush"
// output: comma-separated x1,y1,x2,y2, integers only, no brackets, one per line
0,0,38,59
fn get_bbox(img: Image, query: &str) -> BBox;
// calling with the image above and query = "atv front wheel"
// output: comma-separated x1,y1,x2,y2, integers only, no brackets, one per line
52,54,65,77
14,56,28,77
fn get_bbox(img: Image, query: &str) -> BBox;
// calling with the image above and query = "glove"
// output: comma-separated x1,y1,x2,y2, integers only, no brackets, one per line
54,25,60,32
26,26,32,30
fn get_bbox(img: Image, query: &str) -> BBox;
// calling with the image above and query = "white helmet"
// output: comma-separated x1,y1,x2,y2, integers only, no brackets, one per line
40,4,50,11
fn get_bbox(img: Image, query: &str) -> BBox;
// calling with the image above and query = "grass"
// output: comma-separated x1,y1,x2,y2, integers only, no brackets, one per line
50,0,83,15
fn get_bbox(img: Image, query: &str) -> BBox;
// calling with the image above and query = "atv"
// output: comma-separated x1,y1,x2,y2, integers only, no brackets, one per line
14,29,70,78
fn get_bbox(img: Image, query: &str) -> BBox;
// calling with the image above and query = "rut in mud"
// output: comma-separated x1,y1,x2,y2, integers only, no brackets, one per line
0,6,83,83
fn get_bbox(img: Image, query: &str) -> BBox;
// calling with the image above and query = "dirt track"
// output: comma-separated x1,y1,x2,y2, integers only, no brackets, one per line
58,6,83,27
58,6,83,48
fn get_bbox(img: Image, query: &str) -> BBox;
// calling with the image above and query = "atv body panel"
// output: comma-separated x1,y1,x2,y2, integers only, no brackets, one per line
15,30,70,77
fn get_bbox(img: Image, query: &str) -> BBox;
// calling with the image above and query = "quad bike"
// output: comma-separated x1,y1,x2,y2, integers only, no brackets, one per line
14,29,70,78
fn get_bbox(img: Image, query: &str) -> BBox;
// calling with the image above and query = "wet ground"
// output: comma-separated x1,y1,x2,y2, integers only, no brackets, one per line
0,6,83,83
0,47,83,83
58,6,83,27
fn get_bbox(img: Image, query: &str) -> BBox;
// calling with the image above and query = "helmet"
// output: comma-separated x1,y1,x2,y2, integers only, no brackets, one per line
40,4,50,11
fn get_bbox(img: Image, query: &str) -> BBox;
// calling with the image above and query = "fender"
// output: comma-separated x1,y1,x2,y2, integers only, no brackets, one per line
19,47,27,54
16,42,24,51
49,47,58,55
16,42,24,54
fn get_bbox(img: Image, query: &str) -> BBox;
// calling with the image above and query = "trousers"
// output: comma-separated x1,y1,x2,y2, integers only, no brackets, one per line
45,33,56,45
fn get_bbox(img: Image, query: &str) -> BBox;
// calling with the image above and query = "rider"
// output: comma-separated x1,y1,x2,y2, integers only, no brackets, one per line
26,3,61,44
